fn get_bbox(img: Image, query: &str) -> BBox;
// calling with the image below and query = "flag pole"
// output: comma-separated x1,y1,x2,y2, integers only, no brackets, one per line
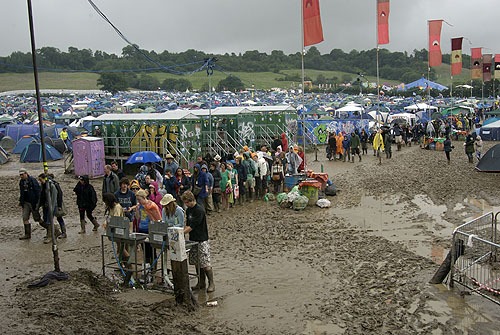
300,0,307,171
376,0,380,122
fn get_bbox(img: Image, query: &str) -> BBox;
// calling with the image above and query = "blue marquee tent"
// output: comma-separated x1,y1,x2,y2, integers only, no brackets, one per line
402,77,448,92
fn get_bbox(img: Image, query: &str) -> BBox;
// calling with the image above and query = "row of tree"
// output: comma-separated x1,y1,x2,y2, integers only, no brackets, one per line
0,46,480,94
0,45,470,80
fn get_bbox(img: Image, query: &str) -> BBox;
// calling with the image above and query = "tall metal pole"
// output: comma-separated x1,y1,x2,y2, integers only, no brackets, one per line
206,58,216,156
27,0,60,272
301,0,306,170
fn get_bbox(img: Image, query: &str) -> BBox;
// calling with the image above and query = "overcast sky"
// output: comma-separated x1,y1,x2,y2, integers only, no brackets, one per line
1,0,497,57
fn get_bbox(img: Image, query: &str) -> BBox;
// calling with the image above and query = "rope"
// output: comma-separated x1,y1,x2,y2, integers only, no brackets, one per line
471,277,500,296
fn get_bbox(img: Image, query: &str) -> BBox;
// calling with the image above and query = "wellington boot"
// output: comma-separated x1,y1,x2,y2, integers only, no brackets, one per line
79,220,86,234
39,221,49,238
205,268,215,293
191,268,206,290
44,225,61,244
91,219,100,232
58,224,67,239
19,224,31,240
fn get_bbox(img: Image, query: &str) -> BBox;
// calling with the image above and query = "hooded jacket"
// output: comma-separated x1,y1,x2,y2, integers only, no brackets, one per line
193,164,209,198
73,175,97,210
148,181,163,209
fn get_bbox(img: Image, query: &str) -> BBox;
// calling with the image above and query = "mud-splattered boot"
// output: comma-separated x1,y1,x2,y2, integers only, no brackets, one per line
205,267,215,293
79,220,86,234
91,219,100,232
19,224,31,240
191,268,206,290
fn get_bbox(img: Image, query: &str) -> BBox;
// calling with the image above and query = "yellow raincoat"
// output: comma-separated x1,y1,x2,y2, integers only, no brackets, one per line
373,132,385,151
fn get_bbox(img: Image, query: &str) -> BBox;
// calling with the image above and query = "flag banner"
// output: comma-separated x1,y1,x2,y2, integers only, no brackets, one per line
471,47,482,79
377,0,390,45
450,37,463,76
495,54,500,79
483,54,492,82
303,0,324,47
428,20,443,67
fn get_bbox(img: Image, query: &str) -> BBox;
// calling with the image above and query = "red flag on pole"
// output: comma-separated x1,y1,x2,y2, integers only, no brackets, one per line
483,54,492,82
428,20,443,67
303,0,324,47
377,0,390,45
471,47,482,79
450,37,463,76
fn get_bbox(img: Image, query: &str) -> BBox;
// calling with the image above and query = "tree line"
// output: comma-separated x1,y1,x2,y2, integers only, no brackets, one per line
0,45,475,94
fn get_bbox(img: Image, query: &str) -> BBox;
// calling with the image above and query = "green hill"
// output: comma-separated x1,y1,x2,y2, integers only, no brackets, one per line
0,70,400,93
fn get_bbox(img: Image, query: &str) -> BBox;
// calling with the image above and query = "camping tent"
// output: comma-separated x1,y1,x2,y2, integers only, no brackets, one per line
402,77,448,92
476,144,500,172
20,142,63,162
12,135,39,154
0,146,8,165
479,120,500,141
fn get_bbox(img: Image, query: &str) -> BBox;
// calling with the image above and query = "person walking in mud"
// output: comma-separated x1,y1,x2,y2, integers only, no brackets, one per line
18,168,45,240
73,175,99,233
102,164,120,195
464,131,475,164
443,135,453,164
372,129,385,165
182,191,215,293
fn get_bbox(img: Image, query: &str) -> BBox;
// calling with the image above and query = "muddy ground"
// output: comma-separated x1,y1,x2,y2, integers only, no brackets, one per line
1,141,500,334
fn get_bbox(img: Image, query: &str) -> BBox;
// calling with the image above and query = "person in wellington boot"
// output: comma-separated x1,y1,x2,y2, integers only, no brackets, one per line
182,191,215,293
18,168,44,240
73,175,99,234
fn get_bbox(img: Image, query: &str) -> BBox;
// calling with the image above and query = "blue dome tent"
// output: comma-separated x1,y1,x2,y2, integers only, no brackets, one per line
20,142,63,162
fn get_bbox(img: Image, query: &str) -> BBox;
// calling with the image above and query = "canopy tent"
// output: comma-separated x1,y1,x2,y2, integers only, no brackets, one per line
401,77,448,92
476,144,500,172
404,103,439,112
440,105,474,116
387,113,417,126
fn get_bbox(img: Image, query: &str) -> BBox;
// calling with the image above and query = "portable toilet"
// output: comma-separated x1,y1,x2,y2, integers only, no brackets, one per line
72,136,105,178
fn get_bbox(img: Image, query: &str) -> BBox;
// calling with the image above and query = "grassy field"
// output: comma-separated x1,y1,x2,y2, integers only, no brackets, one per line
0,67,459,93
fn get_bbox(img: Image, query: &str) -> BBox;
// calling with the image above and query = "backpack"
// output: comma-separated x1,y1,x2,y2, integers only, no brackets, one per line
52,180,64,207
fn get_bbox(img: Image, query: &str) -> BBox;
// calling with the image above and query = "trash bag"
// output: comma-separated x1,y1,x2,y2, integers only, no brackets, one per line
276,193,288,205
266,193,276,201
316,198,331,208
292,195,309,210
325,184,337,196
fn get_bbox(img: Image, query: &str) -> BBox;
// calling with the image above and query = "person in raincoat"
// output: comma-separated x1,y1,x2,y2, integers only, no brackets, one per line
372,129,385,165
335,132,344,161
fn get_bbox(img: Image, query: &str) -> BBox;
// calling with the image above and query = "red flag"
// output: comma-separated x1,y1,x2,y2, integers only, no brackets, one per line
483,54,492,82
303,0,324,46
377,0,390,45
450,37,463,76
471,47,482,79
428,20,443,67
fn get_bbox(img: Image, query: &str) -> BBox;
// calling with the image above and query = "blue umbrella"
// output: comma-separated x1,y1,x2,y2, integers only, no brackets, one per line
125,151,162,164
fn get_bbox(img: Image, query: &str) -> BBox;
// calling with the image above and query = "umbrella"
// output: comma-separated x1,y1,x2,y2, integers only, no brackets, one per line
126,151,162,164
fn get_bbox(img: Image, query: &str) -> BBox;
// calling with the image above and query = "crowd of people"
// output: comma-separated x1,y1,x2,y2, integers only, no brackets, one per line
16,133,312,293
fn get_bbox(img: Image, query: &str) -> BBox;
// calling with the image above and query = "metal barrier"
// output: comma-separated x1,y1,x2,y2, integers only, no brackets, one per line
450,212,500,305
